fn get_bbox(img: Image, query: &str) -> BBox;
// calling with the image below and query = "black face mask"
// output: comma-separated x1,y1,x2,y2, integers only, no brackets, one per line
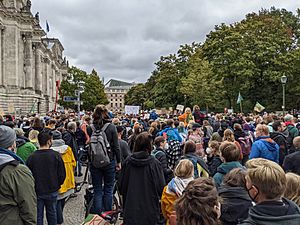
247,185,259,202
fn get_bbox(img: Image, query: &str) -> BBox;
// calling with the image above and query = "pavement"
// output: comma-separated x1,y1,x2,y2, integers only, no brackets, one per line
62,166,122,225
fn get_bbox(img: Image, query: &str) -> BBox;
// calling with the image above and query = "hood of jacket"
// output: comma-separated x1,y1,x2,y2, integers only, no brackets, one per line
245,198,300,225
51,139,68,154
217,161,244,174
0,147,24,165
128,151,154,167
219,186,251,201
270,131,288,140
256,136,279,152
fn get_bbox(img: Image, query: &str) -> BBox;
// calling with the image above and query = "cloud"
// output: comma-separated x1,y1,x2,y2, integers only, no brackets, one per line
32,0,299,83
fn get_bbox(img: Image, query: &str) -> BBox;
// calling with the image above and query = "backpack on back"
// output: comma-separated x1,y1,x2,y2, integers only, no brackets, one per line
238,135,252,155
183,155,209,178
88,123,111,168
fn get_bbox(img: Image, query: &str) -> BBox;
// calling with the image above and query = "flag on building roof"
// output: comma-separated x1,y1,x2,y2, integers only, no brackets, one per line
46,21,50,33
254,102,265,112
237,92,243,104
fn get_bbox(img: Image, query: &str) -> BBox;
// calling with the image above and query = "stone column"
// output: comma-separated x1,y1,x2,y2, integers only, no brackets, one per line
0,24,5,86
34,42,42,93
22,32,33,89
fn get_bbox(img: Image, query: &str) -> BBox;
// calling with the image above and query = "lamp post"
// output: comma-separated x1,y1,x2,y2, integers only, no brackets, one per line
281,75,287,115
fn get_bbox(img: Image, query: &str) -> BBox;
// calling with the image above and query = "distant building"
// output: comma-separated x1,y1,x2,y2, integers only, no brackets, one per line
104,79,134,111
0,0,68,114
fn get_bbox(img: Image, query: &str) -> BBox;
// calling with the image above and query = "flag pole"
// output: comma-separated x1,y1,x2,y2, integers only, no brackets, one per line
240,101,243,113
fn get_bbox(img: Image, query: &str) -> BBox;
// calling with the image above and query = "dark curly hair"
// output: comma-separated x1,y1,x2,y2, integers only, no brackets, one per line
175,178,221,225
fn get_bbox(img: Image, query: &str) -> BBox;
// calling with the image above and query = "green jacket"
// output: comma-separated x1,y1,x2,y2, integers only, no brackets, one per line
213,161,244,187
0,156,37,225
16,142,37,162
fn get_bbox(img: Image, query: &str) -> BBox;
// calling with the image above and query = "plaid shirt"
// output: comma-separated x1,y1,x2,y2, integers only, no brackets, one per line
165,140,182,170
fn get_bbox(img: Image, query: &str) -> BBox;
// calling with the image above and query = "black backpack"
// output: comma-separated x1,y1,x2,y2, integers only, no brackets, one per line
88,123,111,168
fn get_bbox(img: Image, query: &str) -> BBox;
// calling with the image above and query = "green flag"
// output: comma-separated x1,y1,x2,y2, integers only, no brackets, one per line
254,102,265,112
237,92,243,104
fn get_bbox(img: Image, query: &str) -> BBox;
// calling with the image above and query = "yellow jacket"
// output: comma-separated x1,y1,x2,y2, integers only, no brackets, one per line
161,186,178,225
52,142,76,194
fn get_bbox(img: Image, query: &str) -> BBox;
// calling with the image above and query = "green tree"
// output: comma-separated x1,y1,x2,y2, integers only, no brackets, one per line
59,67,108,111
124,84,146,108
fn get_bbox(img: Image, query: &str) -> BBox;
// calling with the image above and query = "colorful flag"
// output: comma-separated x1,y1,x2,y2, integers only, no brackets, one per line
46,21,50,32
237,92,243,104
254,102,265,112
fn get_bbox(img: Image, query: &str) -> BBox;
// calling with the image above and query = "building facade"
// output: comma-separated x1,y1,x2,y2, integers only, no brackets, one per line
105,79,134,112
0,0,68,114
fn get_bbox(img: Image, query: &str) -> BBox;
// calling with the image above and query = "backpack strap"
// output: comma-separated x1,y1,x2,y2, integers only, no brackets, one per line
101,123,110,132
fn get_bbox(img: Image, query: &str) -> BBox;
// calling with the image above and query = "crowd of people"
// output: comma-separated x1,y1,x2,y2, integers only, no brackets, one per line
1,104,300,225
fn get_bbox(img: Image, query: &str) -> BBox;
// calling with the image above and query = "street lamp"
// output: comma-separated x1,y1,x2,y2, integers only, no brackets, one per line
281,75,287,115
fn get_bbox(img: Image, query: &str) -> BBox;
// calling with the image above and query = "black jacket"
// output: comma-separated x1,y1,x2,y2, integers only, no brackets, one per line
27,149,66,195
207,155,223,176
119,151,165,225
270,132,288,165
283,150,300,175
152,147,173,183
240,198,300,225
62,130,78,160
87,122,121,163
218,186,252,225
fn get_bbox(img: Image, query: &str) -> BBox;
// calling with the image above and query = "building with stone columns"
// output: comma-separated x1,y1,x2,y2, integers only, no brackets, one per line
0,0,68,114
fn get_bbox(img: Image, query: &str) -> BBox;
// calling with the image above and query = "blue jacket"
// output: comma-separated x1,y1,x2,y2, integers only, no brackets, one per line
213,161,244,187
250,136,279,163
159,127,182,143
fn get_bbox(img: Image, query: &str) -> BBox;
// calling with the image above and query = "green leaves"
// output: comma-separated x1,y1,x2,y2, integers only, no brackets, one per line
58,66,108,111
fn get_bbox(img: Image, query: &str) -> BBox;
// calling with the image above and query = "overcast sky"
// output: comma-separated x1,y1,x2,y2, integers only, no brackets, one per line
32,0,299,83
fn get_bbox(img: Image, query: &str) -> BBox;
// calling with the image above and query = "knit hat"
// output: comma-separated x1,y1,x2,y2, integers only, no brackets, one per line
0,125,16,149
52,130,62,140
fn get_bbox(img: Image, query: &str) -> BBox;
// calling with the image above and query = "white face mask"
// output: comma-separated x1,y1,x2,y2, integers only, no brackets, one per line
206,147,212,154
163,143,169,150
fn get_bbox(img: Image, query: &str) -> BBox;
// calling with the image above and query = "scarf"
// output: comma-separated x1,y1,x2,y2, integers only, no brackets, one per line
167,176,194,196
0,147,25,164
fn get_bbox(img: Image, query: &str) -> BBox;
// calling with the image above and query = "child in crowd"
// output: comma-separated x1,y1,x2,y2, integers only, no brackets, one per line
161,159,194,225
206,141,222,176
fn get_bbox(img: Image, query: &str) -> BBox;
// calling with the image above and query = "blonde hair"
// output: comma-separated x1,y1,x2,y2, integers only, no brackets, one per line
28,130,39,143
255,124,269,136
246,158,286,200
284,173,300,205
174,159,194,179
185,107,191,114
208,141,220,155
223,129,235,142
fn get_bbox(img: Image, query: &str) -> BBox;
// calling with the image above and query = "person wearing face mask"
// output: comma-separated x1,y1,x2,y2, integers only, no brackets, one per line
153,136,173,183
27,130,66,225
0,125,37,225
240,158,300,225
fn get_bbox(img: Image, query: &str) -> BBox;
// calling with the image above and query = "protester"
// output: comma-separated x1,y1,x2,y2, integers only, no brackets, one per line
284,114,299,150
0,125,37,225
15,127,37,162
161,159,194,225
240,158,300,225
283,136,300,175
119,132,165,225
206,141,222,176
219,168,253,225
202,120,213,149
117,125,131,161
87,105,121,214
181,140,209,178
62,121,79,164
188,123,204,156
284,172,300,206
175,177,221,225
51,131,76,225
249,124,279,163
271,120,288,165
211,120,228,142
213,141,244,187
178,107,193,127
192,105,205,125
44,119,57,132
27,130,66,225
223,128,243,160
28,129,40,148
75,121,87,177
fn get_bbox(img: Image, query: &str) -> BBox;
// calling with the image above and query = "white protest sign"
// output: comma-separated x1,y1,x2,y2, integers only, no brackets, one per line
176,104,184,112
125,105,140,115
